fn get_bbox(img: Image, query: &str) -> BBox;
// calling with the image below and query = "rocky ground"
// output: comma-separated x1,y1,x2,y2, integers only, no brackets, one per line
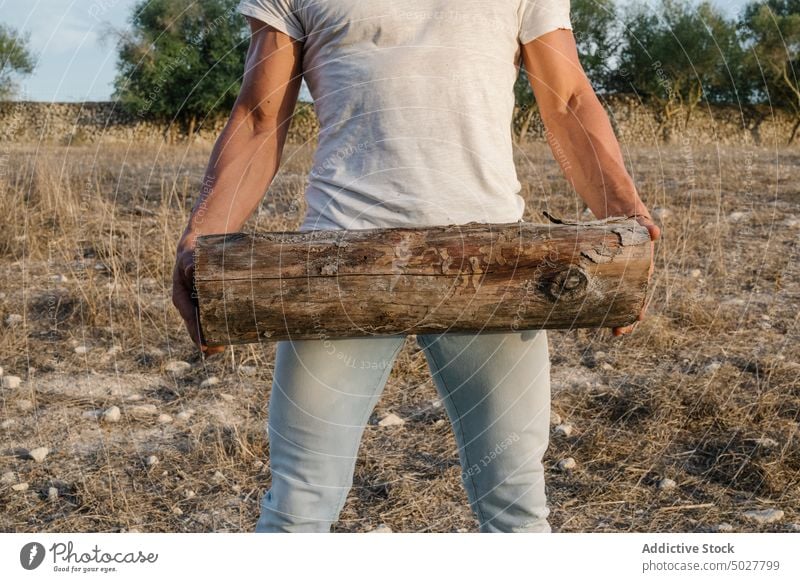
0,141,798,532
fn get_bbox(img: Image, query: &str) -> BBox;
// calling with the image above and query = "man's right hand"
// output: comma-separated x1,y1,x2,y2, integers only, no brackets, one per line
172,241,225,356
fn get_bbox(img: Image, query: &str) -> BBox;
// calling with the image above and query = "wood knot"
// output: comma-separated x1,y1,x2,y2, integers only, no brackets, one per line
540,266,588,301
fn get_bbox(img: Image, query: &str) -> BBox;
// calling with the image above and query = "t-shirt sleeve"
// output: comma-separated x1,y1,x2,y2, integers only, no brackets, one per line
518,0,573,45
236,0,304,40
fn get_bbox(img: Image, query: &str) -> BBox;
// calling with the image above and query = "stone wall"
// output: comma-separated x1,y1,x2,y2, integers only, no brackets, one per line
1,97,797,148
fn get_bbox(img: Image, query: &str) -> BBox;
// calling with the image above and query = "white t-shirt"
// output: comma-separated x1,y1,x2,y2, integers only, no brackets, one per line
236,0,572,231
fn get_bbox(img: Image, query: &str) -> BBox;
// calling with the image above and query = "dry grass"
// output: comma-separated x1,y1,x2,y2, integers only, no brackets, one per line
0,139,798,532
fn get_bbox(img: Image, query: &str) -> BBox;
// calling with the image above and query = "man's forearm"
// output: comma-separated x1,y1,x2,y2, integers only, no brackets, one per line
540,83,650,219
177,110,287,251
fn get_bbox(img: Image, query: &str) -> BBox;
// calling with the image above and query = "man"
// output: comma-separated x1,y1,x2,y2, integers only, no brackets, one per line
172,0,660,533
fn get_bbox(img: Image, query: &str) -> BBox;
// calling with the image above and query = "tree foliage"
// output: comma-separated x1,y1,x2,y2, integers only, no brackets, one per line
739,0,800,142
0,24,35,99
112,0,249,137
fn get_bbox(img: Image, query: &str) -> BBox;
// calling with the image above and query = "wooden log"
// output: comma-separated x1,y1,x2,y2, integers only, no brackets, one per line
194,213,652,346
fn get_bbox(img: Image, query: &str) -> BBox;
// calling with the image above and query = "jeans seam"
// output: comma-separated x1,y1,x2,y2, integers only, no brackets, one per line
420,335,489,527
326,337,406,525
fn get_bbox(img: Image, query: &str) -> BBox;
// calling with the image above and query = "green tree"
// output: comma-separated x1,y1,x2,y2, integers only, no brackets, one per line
0,24,35,99
614,0,741,140
740,0,800,143
112,0,249,140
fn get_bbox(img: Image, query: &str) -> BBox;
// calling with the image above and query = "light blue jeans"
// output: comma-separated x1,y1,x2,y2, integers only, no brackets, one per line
255,329,552,533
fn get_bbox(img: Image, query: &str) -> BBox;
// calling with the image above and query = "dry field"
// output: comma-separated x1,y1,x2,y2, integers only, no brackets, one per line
0,139,798,533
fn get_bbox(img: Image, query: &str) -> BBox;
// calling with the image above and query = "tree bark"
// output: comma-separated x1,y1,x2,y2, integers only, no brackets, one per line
194,214,653,346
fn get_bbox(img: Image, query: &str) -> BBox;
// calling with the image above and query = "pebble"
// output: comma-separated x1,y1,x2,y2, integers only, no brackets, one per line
754,437,779,449
172,507,184,516
714,522,734,532
1,419,16,429
728,211,747,222
200,376,220,388
50,273,68,283
600,362,614,371
657,478,677,491
219,393,234,402
74,345,90,355
12,482,29,492
651,207,671,220
145,455,159,467
48,487,59,501
557,457,577,471
554,423,574,437
101,406,121,423
157,414,173,424
0,365,3,375
378,413,405,427
782,218,799,228
2,375,22,389
1,471,16,484
176,409,195,421
184,489,196,499
164,360,191,377
28,446,50,463
368,524,393,533
212,470,226,483
5,314,23,326
690,269,702,278
16,399,34,412
238,365,257,377
743,508,784,525
550,412,563,425
704,361,722,373
789,523,800,532
128,404,159,416
106,345,123,356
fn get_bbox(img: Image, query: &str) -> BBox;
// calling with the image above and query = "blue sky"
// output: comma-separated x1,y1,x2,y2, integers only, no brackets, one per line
2,0,753,102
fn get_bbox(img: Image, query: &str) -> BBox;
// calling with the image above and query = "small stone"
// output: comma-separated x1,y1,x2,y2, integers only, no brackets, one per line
704,361,722,373
16,399,34,412
48,487,59,501
0,365,3,376
82,410,102,420
172,507,183,516
128,404,159,416
743,508,784,525
557,457,577,471
657,478,677,491
12,482,29,491
690,269,702,278
1,375,22,389
238,365,257,377
651,207,671,220
368,524,393,533
789,523,800,532
184,489,196,499
145,455,159,467
176,409,195,421
550,412,562,425
554,423,574,437
212,470,226,483
714,522,734,532
783,218,800,229
219,393,234,402
754,437,778,449
200,376,219,388
600,362,614,371
28,446,50,463
157,414,173,424
5,313,23,326
728,211,747,222
1,471,16,484
147,347,166,359
101,406,121,423
378,413,405,427
164,360,191,377
1,419,16,429
74,345,90,355
106,345,122,356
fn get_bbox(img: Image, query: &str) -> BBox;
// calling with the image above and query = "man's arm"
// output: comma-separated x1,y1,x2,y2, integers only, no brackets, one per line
520,29,660,336
172,17,302,353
